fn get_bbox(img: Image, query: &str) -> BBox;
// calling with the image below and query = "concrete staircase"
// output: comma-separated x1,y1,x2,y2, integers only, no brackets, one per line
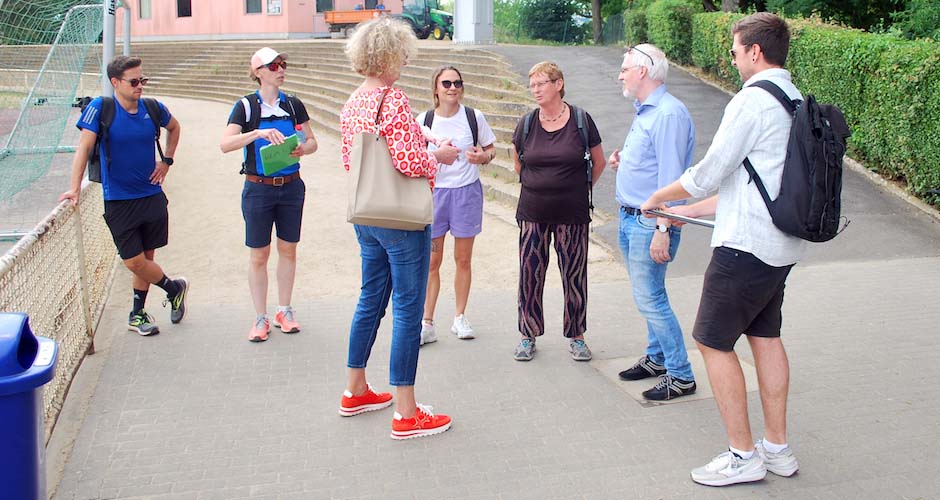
126,40,531,202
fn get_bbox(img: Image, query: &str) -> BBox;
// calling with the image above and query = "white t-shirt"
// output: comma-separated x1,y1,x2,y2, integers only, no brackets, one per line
416,104,497,189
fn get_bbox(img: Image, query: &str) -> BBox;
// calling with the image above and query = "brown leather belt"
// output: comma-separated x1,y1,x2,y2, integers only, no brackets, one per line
245,172,300,186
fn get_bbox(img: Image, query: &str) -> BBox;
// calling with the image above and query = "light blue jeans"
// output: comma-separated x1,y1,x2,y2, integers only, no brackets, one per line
347,224,430,386
618,211,694,381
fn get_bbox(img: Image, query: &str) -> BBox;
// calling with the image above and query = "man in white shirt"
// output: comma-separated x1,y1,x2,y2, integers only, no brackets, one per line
641,12,803,487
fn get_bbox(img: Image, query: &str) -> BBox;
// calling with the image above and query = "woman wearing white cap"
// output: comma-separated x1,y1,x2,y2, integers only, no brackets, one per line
220,47,318,343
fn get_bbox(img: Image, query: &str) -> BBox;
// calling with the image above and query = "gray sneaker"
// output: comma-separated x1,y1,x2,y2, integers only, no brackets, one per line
691,450,766,487
755,440,799,477
128,310,160,336
568,339,592,361
164,277,189,324
513,338,536,361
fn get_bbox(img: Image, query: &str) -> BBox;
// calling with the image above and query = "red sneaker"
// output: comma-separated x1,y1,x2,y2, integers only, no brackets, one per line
273,307,300,334
390,404,452,440
338,384,393,416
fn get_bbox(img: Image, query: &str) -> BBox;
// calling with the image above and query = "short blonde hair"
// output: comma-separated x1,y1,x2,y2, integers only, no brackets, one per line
345,17,417,77
528,61,565,98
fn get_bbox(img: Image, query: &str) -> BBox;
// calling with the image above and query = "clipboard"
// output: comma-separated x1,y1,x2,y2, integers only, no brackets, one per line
647,208,716,229
258,134,300,175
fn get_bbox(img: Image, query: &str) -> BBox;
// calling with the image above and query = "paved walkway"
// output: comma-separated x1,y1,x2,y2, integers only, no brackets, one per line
49,45,940,500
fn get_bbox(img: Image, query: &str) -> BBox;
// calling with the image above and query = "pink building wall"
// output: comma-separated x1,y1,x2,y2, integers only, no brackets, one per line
117,0,404,41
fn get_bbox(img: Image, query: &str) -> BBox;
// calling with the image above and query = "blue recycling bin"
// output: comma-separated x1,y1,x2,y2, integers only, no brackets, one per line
0,313,58,500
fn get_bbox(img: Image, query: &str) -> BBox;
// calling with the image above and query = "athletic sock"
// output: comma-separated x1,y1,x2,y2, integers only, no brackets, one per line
762,438,788,454
156,275,181,297
132,288,148,313
729,446,754,460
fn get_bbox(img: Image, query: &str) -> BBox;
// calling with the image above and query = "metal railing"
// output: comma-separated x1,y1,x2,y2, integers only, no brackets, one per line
0,182,117,442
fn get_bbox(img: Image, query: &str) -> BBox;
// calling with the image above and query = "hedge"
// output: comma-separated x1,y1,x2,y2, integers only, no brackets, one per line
624,9,648,46
689,13,940,197
646,0,701,64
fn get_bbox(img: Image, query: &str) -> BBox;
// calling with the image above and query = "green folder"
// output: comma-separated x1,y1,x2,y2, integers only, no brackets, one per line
259,134,300,175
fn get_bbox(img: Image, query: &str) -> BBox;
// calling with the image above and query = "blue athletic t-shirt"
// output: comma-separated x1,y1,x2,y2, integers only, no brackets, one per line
227,91,310,176
77,97,171,201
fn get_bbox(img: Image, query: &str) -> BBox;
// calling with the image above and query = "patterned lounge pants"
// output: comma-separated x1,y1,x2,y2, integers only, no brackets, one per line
518,220,588,338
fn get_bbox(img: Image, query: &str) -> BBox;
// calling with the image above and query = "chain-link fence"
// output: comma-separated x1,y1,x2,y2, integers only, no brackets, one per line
495,20,592,44
0,182,117,442
601,13,625,45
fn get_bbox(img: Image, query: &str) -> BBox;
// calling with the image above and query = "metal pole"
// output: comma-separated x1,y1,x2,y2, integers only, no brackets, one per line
120,1,131,55
102,0,117,96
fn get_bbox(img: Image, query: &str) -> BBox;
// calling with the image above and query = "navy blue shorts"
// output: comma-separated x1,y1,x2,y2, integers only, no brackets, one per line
241,178,305,248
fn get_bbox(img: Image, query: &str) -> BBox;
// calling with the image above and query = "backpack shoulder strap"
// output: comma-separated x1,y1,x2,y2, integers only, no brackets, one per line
244,93,262,132
464,105,479,147
98,96,115,165
569,105,594,211
141,97,162,140
282,94,301,126
423,109,434,129
518,108,538,167
750,80,799,115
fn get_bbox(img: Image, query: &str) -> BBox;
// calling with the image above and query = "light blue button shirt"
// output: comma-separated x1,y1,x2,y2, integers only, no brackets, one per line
615,85,695,209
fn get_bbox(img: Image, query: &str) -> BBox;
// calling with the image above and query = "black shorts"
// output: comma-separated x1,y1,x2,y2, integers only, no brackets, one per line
241,178,305,248
103,192,169,259
692,246,794,352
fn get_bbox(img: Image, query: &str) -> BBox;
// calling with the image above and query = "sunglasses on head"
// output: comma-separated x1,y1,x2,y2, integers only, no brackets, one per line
260,60,287,71
122,77,149,87
440,79,463,89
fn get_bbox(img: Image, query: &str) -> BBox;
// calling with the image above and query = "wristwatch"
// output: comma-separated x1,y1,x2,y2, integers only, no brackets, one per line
656,224,669,233
163,157,174,166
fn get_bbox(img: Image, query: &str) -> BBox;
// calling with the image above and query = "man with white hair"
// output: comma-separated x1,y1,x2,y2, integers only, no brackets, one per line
608,44,696,400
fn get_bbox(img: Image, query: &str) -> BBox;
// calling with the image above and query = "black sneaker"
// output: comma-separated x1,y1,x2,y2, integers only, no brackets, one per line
163,277,189,324
618,355,667,380
642,374,696,401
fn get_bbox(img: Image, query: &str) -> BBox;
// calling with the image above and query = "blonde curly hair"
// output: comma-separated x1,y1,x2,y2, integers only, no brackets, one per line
345,17,417,77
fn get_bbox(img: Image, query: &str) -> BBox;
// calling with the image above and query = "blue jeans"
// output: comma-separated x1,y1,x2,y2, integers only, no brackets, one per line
347,224,430,386
618,211,694,381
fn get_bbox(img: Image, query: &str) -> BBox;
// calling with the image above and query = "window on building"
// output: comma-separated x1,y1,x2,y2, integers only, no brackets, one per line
246,0,262,14
316,0,334,12
139,0,151,19
177,0,192,17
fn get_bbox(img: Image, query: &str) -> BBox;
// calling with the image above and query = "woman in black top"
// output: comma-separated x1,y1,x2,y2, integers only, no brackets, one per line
510,61,606,362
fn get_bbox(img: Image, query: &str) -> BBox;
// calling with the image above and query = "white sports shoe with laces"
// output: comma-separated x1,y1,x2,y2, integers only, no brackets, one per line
450,314,475,339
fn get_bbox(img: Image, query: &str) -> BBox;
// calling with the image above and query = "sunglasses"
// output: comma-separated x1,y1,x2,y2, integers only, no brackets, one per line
440,79,463,89
121,77,149,87
627,45,655,67
261,60,287,71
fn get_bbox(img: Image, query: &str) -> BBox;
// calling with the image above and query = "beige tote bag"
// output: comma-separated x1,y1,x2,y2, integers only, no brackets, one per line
347,88,433,231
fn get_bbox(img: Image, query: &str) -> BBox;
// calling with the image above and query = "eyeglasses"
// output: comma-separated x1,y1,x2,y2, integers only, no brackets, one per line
628,45,655,66
440,79,463,89
260,60,287,71
528,79,557,90
620,65,642,73
121,77,149,87
729,45,752,59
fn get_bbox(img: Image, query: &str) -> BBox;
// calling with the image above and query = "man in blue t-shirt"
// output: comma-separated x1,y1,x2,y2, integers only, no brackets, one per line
59,55,188,337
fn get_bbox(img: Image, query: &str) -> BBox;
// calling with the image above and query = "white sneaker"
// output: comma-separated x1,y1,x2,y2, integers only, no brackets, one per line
450,314,475,339
755,440,799,477
420,320,437,345
690,450,766,487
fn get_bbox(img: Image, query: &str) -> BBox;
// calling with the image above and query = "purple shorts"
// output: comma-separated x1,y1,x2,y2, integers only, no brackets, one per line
431,180,483,239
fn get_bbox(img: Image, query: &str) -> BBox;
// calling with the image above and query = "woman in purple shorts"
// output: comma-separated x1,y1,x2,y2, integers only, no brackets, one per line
416,66,497,344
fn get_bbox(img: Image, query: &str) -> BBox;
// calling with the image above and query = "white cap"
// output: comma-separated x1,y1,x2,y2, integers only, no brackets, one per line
251,47,287,69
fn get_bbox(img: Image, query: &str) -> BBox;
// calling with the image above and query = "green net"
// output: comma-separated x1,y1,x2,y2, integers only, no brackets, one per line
0,1,103,233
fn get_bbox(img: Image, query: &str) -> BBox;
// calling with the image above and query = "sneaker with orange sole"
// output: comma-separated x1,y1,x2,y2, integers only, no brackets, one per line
338,384,393,416
273,307,301,334
391,403,452,440
248,316,270,342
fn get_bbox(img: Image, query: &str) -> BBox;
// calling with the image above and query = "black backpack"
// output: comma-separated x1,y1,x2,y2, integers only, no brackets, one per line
743,80,852,243
85,97,165,183
422,105,479,147
517,106,594,212
239,93,302,174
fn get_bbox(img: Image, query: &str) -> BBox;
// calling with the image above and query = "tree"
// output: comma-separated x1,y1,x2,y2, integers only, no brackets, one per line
764,0,907,30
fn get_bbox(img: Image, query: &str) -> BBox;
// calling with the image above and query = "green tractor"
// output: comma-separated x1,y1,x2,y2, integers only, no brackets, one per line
396,0,453,40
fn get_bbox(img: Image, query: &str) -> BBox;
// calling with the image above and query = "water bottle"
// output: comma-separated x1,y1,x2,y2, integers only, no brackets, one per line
294,124,306,144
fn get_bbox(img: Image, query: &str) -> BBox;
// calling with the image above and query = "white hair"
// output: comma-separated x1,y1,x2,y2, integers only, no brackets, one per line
624,43,669,83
